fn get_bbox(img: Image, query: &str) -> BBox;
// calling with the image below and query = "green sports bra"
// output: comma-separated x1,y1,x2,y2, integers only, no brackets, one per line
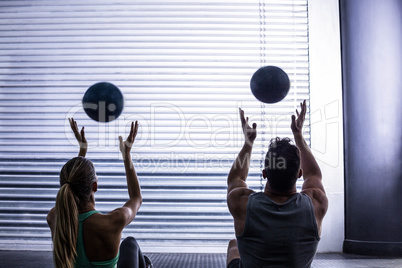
75,210,120,268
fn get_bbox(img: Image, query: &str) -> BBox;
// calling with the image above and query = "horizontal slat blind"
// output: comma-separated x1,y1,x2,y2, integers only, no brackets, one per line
0,0,310,252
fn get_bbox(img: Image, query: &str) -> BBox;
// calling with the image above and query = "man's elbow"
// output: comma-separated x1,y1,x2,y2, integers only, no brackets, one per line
303,170,322,181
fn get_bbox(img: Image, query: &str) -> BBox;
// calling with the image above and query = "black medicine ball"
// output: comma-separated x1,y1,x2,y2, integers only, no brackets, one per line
82,82,124,122
250,66,290,104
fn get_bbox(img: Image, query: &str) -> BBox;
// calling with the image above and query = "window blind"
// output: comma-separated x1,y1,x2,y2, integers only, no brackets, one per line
0,0,310,253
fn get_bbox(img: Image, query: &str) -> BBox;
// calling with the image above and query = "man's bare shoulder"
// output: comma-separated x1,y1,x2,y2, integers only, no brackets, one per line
301,188,327,201
227,188,255,213
228,187,255,201
301,188,328,218
227,188,255,235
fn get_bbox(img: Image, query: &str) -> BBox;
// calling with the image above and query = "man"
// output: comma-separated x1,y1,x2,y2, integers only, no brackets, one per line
226,100,328,268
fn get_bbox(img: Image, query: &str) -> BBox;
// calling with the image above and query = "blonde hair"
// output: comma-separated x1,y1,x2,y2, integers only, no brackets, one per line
53,157,96,268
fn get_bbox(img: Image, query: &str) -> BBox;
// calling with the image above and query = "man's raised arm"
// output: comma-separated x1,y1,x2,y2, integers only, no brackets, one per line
291,100,324,192
227,108,257,194
291,100,328,234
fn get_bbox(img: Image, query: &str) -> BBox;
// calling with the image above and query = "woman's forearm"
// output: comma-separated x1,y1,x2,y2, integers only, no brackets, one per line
123,155,142,200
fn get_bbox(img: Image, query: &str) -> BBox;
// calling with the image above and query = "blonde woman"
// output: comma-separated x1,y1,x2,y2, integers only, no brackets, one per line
47,119,152,268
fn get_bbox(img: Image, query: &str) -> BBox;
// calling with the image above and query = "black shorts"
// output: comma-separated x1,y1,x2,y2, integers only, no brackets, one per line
227,258,241,268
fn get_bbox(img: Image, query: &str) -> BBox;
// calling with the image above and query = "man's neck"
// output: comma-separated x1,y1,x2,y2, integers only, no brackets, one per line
264,184,297,203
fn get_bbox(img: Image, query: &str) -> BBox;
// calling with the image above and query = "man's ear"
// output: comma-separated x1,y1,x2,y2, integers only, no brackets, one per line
92,181,98,193
298,169,303,179
262,169,267,179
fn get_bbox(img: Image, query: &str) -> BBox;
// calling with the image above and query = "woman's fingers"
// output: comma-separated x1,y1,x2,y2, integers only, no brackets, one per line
69,118,77,132
133,121,139,138
120,121,138,153
129,122,134,137
127,122,135,142
80,127,85,142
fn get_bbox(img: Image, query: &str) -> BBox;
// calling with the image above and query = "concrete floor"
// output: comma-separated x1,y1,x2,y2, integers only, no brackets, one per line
1,251,402,268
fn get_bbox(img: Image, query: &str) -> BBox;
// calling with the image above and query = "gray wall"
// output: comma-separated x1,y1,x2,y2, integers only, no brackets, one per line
340,0,402,256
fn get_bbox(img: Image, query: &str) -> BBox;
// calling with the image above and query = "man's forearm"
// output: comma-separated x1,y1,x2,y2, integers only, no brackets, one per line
293,133,321,179
228,142,253,183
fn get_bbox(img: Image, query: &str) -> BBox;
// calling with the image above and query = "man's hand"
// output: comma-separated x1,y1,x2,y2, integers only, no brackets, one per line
119,121,139,160
239,108,257,145
68,118,87,157
291,100,306,135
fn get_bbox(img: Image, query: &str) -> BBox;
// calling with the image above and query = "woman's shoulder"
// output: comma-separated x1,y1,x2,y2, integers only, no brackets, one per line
82,212,122,261
85,210,125,233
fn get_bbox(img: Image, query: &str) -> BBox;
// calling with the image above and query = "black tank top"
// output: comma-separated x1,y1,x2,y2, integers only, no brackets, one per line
236,192,320,268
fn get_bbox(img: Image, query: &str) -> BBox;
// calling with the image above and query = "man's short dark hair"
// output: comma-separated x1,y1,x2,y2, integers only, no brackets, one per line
264,137,300,192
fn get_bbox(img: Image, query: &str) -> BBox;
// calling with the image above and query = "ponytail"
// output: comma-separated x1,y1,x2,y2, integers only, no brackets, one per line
53,183,78,268
52,157,96,268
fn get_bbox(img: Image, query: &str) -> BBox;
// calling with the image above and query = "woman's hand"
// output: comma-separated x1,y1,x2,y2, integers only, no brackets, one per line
119,121,139,160
68,118,87,157
239,108,257,146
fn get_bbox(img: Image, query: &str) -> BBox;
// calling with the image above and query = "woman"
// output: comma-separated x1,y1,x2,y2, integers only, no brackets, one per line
47,119,152,268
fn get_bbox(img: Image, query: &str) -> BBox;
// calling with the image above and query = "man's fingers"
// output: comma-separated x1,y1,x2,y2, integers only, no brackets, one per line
296,109,300,117
118,136,123,145
252,123,257,129
239,111,245,124
239,108,246,124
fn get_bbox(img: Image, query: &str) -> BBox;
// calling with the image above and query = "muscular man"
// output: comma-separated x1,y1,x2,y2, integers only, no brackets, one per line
226,100,328,268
